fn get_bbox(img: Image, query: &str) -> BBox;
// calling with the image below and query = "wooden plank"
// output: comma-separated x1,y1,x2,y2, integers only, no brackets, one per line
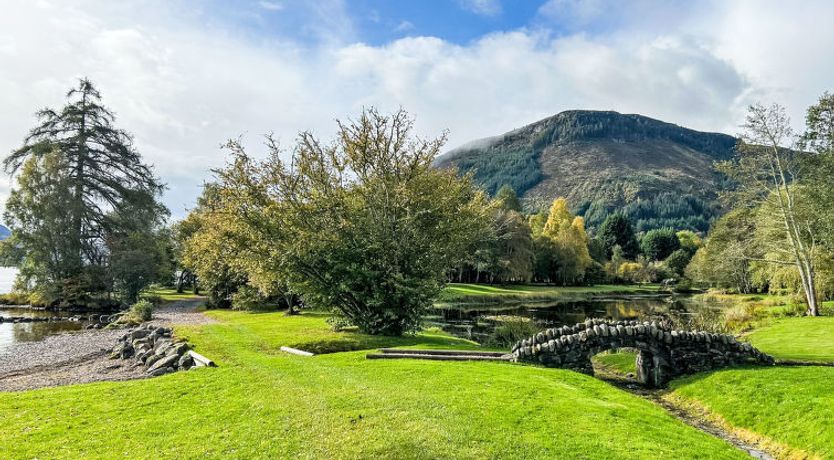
280,346,315,357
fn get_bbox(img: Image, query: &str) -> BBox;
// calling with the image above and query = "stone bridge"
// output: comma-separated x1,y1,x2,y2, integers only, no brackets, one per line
511,319,774,387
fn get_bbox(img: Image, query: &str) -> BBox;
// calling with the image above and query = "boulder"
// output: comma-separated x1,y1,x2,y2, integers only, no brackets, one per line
178,354,194,370
148,366,175,377
145,353,163,368
147,354,180,374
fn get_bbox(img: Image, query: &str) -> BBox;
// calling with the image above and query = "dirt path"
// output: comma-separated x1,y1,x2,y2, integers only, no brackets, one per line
0,298,209,392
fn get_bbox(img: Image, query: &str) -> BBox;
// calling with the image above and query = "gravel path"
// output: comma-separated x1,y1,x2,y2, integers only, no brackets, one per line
0,298,209,392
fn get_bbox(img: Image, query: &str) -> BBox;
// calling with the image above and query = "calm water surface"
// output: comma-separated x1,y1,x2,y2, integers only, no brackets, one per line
0,267,89,353
429,295,727,344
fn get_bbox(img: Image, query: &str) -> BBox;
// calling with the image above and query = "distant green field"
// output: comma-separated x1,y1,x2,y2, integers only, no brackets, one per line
593,350,638,375
143,287,205,303
439,283,660,304
746,316,834,363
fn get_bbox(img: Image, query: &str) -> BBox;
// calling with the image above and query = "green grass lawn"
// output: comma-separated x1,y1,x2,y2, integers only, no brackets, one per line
439,283,660,304
0,310,746,459
669,315,834,459
592,349,638,375
671,366,834,459
143,287,205,302
745,316,834,362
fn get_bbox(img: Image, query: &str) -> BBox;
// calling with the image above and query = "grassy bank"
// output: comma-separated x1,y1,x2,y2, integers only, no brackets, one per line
669,314,834,459
670,366,834,459
0,310,745,459
746,316,834,363
438,283,661,304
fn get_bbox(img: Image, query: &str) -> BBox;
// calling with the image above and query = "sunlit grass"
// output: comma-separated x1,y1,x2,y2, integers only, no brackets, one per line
439,283,660,304
0,309,745,459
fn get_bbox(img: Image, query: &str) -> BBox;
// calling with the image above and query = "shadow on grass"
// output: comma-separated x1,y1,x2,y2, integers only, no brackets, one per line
224,310,484,355
289,323,482,354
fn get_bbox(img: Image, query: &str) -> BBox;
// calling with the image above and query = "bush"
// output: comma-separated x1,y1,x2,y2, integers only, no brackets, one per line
0,292,30,305
138,294,164,307
127,299,154,323
723,303,765,331
485,316,543,349
231,285,277,311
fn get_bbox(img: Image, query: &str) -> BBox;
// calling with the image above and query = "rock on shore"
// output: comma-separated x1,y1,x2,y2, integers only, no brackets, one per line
111,324,208,376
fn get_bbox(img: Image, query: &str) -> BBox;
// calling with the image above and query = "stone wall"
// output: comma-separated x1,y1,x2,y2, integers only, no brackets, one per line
511,319,774,387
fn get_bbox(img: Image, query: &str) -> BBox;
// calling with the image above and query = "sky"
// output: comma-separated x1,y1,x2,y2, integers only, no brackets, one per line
1,0,833,219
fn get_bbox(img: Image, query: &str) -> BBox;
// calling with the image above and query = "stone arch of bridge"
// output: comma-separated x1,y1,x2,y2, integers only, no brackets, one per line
511,319,773,387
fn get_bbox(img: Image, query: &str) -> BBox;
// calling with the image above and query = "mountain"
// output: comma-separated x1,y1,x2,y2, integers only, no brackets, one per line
436,110,737,232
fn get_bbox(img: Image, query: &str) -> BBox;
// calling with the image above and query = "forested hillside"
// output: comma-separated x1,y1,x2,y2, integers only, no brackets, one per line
436,110,736,232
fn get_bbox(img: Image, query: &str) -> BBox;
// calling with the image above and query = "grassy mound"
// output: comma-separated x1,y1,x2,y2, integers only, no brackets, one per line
671,366,834,459
0,310,744,459
746,316,834,363
669,315,834,459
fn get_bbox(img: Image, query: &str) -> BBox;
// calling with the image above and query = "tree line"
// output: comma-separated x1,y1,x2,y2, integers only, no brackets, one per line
2,79,832,334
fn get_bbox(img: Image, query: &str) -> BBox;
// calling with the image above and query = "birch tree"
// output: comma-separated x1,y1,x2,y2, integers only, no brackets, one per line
719,103,820,315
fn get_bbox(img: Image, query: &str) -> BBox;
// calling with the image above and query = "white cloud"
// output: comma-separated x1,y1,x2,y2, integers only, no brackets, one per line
394,20,415,33
0,0,832,220
258,1,283,11
458,0,502,17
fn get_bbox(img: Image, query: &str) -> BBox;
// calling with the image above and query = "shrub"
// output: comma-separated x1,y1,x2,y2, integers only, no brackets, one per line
127,299,154,323
138,294,164,307
485,316,543,349
0,292,30,305
231,285,276,311
723,303,765,331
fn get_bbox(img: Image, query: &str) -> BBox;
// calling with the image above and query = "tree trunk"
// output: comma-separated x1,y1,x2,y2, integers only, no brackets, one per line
176,270,185,293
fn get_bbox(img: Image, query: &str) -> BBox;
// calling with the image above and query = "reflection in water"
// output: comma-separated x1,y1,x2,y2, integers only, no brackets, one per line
0,308,87,352
429,296,728,344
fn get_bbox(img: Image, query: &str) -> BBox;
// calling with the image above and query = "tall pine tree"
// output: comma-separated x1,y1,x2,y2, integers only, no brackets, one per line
3,79,166,302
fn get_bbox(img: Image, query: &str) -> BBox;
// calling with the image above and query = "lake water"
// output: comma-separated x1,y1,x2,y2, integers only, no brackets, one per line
429,295,726,345
0,267,90,354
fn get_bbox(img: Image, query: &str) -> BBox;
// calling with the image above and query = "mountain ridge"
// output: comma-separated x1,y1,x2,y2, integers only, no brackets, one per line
436,110,736,232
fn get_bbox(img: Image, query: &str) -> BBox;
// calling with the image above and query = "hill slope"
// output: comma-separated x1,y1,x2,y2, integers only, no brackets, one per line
436,110,736,232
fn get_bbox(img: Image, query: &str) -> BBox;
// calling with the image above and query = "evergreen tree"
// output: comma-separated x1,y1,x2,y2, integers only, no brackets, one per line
596,213,639,259
3,79,166,302
494,184,523,212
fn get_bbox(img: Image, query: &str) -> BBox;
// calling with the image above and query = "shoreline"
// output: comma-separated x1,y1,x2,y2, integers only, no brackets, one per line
0,298,209,392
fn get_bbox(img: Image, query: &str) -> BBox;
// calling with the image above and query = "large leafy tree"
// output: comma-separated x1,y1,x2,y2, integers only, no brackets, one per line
536,198,592,285
196,109,489,335
3,79,166,302
640,228,680,261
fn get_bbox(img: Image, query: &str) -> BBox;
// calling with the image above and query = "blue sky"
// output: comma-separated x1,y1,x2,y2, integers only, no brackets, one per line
2,0,834,216
198,0,547,46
